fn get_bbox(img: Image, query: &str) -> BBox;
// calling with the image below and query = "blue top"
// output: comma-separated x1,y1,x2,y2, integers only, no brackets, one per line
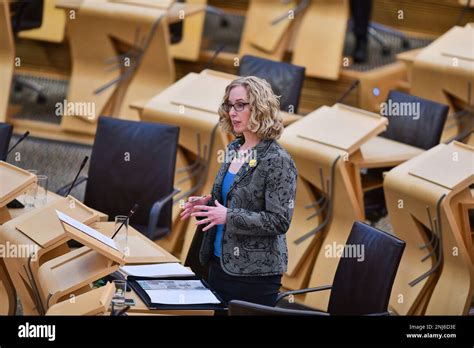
213,170,236,257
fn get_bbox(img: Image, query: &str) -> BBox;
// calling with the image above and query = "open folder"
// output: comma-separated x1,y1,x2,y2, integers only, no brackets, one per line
128,275,226,310
138,279,220,305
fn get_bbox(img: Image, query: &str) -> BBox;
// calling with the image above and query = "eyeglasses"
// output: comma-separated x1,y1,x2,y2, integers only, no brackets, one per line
222,101,250,112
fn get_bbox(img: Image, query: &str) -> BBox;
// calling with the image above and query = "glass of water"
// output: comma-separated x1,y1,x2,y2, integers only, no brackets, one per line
24,169,38,208
112,280,127,308
36,175,48,207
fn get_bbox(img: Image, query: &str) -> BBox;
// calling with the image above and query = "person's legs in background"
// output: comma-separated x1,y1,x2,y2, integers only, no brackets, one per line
350,0,373,63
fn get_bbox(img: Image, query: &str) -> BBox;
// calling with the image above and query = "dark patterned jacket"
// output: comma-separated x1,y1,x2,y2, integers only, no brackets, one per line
199,137,298,276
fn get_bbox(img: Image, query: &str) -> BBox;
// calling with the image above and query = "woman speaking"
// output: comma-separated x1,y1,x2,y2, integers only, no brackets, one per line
180,76,297,306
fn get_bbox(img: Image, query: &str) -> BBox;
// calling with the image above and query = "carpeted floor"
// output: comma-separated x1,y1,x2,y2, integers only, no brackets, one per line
6,135,91,202
10,75,67,124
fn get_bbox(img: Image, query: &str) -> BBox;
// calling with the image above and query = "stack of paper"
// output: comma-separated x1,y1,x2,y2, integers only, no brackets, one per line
120,263,195,278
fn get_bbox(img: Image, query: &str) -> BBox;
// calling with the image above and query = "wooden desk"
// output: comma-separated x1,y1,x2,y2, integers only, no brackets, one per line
353,136,424,169
291,0,348,80
56,0,174,10
279,103,387,309
0,162,107,314
408,24,474,142
57,0,204,24
239,0,348,80
43,222,211,315
92,221,178,265
351,135,425,198
28,218,176,311
385,141,474,315
0,161,37,224
36,219,178,310
135,69,302,259
396,48,424,86
0,1,14,123
169,0,207,62
46,281,115,315
0,195,104,315
0,185,108,316
239,0,295,61
56,0,175,135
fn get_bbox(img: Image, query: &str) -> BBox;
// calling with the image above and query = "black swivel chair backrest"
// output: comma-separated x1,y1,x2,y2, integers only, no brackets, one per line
238,55,306,114
381,90,449,150
10,0,44,34
327,221,405,315
84,117,179,240
0,122,13,161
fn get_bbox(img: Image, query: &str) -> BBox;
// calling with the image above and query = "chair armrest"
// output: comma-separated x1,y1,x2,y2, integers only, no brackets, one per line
276,285,332,305
147,188,181,239
446,129,473,144
56,176,88,196
205,5,225,17
366,311,392,316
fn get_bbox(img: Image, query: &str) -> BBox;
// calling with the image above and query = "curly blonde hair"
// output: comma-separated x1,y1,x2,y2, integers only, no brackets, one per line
218,76,284,140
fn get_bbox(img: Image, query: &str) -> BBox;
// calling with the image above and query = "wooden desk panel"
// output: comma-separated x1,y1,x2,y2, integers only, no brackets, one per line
385,142,474,315
0,162,36,208
409,141,473,190
294,104,387,154
92,221,179,264
354,136,424,168
58,0,174,135
292,0,348,80
239,0,295,60
411,24,474,142
0,1,14,123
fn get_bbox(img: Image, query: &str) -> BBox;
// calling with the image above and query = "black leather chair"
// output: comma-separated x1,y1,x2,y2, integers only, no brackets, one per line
380,90,449,150
229,221,405,316
364,90,449,222
238,55,305,114
57,117,180,240
9,0,46,104
0,122,13,161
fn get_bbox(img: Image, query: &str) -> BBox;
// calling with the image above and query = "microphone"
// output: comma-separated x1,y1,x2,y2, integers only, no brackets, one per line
7,131,29,155
111,203,139,240
64,156,89,197
337,80,360,104
202,44,226,71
